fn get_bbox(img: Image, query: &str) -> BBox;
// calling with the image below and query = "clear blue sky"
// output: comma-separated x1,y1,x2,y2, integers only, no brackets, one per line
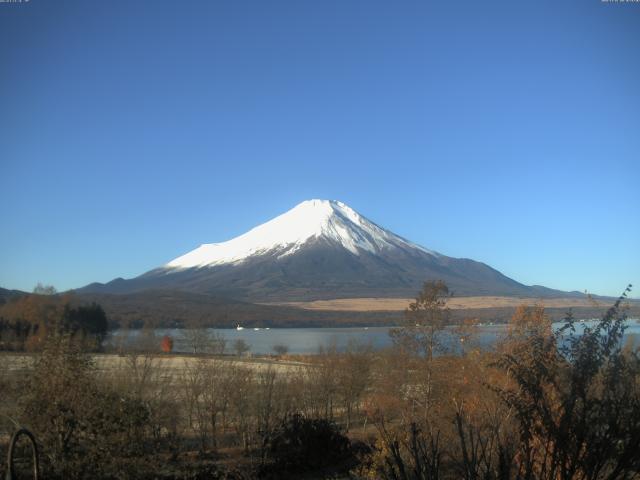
1,0,638,298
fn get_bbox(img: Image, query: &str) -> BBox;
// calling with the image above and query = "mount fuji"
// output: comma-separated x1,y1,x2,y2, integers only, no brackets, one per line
80,200,568,301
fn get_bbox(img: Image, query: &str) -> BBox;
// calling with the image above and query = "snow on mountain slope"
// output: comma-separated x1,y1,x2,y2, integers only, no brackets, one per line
165,199,438,269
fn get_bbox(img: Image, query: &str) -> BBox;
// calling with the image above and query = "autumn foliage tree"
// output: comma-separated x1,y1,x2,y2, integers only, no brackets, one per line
389,280,451,360
361,282,640,480
507,303,552,339
387,280,452,424
161,335,174,353
493,284,640,479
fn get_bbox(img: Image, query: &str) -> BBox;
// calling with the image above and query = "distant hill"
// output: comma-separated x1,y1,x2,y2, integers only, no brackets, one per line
0,287,27,305
3,286,633,330
75,289,638,329
75,290,399,329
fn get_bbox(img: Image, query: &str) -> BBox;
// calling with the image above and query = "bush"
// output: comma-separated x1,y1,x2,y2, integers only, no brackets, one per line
263,414,352,476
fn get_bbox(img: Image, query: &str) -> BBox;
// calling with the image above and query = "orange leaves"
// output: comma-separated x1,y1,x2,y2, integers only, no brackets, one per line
161,335,173,353
508,304,552,338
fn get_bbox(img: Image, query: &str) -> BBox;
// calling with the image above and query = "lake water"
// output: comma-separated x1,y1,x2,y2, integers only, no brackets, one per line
107,319,640,355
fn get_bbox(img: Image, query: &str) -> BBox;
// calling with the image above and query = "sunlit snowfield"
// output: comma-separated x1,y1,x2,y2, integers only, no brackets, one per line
107,319,640,355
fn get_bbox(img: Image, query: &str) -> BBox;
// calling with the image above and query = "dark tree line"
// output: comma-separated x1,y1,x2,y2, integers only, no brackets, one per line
0,293,108,351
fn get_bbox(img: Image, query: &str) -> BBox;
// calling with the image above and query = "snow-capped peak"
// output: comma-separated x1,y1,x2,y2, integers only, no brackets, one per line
165,199,438,269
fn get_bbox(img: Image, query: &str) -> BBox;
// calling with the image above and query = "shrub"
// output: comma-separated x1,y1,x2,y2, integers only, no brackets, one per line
21,334,154,479
264,414,352,476
492,284,640,479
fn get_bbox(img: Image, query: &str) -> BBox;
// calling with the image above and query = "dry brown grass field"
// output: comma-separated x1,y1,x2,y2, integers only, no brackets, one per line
264,295,623,311
0,352,309,377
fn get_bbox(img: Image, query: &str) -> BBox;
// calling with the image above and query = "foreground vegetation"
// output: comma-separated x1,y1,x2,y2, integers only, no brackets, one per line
0,282,638,479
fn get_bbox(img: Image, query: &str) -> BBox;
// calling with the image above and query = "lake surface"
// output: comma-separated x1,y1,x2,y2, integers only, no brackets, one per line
107,319,640,355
